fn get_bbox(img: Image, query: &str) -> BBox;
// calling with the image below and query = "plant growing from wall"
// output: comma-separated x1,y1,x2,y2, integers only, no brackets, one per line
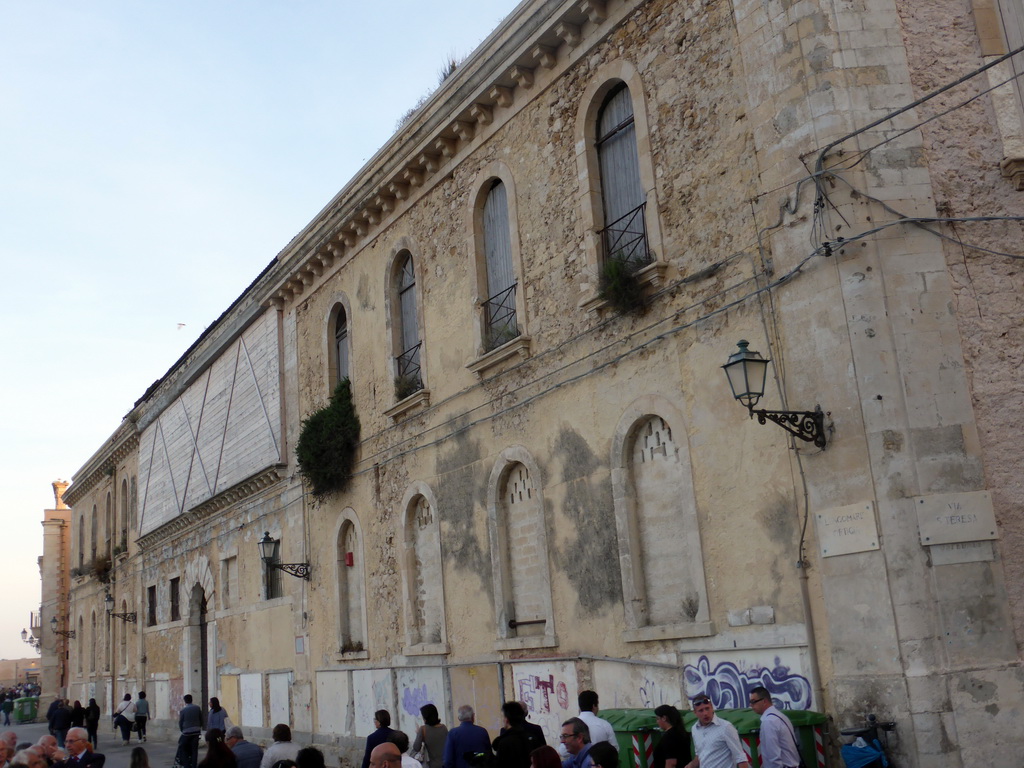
598,255,648,314
93,554,112,583
296,379,361,499
394,373,423,401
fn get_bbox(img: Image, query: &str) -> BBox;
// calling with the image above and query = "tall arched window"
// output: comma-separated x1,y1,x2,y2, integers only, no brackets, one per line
78,516,85,569
120,479,129,545
130,476,138,531
90,612,97,673
596,83,648,267
90,506,98,561
334,307,350,384
105,492,113,559
393,251,423,397
119,601,128,670
482,180,519,350
400,487,446,650
611,398,711,641
76,616,84,674
486,448,556,650
337,518,366,652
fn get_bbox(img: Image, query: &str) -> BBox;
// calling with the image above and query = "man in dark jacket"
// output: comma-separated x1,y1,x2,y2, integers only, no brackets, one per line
50,703,73,749
493,702,531,768
226,726,264,768
176,695,203,768
362,711,395,768
443,706,492,768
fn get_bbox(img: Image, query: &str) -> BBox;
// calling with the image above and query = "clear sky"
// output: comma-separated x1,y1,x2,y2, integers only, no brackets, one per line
0,1,517,666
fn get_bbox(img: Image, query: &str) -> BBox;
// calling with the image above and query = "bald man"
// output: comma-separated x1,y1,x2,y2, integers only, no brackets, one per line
369,742,402,768
1,735,16,752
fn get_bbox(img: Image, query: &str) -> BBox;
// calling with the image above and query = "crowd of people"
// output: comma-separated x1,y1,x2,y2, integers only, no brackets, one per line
0,685,801,768
0,688,42,728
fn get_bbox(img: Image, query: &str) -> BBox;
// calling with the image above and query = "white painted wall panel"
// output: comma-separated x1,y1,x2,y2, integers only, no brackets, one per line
316,670,350,735
240,672,264,727
269,672,292,727
352,669,393,737
395,667,446,736
139,312,282,534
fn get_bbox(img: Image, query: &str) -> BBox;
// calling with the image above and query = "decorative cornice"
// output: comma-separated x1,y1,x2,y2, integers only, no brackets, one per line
64,432,141,508
263,0,652,310
136,464,288,550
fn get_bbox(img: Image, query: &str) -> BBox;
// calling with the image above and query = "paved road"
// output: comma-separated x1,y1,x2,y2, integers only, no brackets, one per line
7,721,179,768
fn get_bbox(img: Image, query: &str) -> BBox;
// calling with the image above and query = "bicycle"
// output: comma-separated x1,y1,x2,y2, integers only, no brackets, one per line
839,714,896,768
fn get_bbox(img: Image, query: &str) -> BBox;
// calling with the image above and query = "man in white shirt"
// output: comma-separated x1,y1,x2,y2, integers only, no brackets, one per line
749,688,800,768
559,691,616,759
684,695,749,768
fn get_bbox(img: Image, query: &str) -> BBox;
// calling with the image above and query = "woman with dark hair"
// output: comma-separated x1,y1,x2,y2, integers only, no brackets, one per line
411,704,448,768
529,746,561,768
295,748,325,768
198,729,237,768
587,743,618,768
85,699,101,748
70,702,85,728
208,699,229,733
129,746,151,768
651,705,690,768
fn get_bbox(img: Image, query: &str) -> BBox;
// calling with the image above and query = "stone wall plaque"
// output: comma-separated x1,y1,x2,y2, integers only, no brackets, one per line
815,501,879,558
915,490,997,546
930,541,995,566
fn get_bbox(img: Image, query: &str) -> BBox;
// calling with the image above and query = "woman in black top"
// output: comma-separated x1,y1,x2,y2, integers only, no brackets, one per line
651,705,691,768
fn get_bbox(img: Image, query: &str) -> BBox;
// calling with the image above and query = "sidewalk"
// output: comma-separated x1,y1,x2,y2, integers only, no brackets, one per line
6,721,179,768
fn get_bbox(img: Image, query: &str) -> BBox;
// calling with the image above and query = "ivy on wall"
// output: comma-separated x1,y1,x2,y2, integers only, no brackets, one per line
296,379,361,498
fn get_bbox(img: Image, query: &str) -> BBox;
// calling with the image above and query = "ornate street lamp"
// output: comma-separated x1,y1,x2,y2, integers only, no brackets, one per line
104,592,137,623
258,532,311,580
722,340,828,449
49,616,76,638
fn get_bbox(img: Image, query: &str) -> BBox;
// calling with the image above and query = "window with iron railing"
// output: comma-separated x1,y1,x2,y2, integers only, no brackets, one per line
395,342,423,399
600,201,650,268
483,283,520,351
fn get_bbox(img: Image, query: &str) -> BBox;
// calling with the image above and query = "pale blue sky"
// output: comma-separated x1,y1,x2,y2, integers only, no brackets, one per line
0,1,517,663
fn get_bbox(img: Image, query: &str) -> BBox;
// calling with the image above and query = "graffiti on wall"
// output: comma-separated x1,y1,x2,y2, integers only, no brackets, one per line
403,683,432,717
683,655,812,710
517,674,570,714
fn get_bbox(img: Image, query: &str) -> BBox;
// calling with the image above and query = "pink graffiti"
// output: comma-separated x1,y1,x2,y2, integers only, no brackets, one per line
518,675,568,714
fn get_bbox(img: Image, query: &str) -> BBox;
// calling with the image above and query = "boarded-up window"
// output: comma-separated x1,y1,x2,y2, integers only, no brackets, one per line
502,464,546,637
338,521,365,651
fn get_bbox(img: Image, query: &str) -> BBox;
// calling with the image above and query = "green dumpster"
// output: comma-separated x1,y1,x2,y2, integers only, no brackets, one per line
601,706,827,768
14,697,38,724
601,709,665,768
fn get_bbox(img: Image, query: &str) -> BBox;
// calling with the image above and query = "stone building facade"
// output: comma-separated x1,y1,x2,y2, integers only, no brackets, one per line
39,481,71,695
62,0,1024,766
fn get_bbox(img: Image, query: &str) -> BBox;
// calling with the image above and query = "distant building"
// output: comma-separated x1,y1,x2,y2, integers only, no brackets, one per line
38,481,71,695
63,0,1024,765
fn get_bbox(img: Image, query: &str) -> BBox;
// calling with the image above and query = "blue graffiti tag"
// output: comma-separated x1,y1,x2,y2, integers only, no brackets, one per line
402,684,433,716
683,655,812,710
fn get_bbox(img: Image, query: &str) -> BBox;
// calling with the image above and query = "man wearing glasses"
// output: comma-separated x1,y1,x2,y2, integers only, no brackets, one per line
683,695,748,768
749,688,800,768
559,718,593,768
59,728,103,768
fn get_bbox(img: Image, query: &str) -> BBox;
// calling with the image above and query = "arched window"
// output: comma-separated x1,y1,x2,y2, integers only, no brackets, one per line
90,506,98,561
120,479,129,545
90,612,97,673
78,516,85,569
76,616,84,674
392,251,423,397
130,476,138,531
334,306,350,384
105,492,113,559
487,448,556,650
400,486,446,650
337,517,366,652
481,180,519,350
596,83,648,267
119,601,129,670
611,398,711,641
